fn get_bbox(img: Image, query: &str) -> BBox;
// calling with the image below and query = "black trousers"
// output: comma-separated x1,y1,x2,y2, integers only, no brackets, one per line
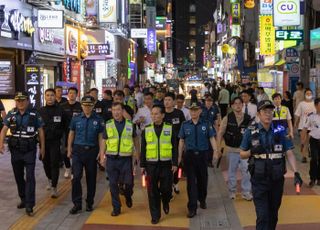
309,137,320,180
146,164,173,220
251,175,284,230
184,151,208,211
43,139,61,187
71,146,98,207
11,149,37,208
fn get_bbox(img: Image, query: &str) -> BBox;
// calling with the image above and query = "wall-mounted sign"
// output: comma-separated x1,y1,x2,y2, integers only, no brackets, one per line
105,30,115,58
286,48,299,62
34,28,65,55
260,0,273,14
65,25,79,57
259,15,275,55
231,24,241,37
63,0,81,14
244,0,255,9
99,0,117,23
25,64,44,109
0,60,15,95
156,16,167,30
275,30,303,40
37,10,64,28
273,0,300,26
85,0,98,25
310,27,320,50
217,22,223,34
87,43,111,55
130,28,147,38
147,28,156,53
231,3,240,24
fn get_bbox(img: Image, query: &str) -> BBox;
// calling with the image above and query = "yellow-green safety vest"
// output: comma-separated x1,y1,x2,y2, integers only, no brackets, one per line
125,96,135,110
273,106,288,120
106,119,134,156
145,123,173,162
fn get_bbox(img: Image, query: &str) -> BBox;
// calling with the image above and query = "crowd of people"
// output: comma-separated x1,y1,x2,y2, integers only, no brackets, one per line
0,79,318,229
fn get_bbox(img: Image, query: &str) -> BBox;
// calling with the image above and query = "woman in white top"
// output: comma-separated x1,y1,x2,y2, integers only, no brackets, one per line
294,88,316,163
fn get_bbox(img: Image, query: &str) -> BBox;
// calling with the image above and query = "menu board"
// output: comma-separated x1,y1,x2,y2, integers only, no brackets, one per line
25,64,44,109
0,60,15,95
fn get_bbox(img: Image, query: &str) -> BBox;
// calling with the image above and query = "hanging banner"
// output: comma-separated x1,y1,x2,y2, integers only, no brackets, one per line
99,0,117,23
147,28,156,53
259,15,275,55
273,0,300,26
260,0,273,15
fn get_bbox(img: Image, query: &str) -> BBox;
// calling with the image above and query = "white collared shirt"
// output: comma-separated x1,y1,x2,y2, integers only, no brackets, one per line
242,102,257,119
133,105,152,131
178,106,191,121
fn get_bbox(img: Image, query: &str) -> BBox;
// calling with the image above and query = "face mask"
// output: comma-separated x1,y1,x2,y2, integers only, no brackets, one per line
306,95,313,100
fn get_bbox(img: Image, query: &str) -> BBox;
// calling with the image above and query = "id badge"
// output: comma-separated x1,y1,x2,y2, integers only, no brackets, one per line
274,144,283,152
27,126,35,132
53,116,61,122
96,108,102,113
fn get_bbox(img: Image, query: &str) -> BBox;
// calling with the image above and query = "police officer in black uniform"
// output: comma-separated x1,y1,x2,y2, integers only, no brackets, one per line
240,100,303,230
55,86,68,105
40,88,67,198
0,92,45,216
60,87,82,178
89,88,105,119
67,96,105,214
178,102,218,218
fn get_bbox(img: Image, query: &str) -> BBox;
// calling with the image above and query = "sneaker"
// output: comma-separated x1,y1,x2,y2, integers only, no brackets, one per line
46,180,52,190
64,168,71,178
173,184,180,194
242,192,253,201
229,192,236,200
301,157,307,163
51,187,58,198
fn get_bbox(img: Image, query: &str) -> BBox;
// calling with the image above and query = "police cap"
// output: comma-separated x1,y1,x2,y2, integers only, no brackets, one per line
257,100,275,111
81,96,95,106
189,102,201,110
14,91,29,100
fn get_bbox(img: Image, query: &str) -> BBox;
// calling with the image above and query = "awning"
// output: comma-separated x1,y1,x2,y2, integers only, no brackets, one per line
33,52,66,63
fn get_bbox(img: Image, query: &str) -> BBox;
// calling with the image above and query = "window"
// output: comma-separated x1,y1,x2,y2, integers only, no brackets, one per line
189,16,196,24
189,4,196,12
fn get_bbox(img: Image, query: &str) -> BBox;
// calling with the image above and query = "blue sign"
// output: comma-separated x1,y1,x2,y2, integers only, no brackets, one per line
147,28,156,53
63,0,81,13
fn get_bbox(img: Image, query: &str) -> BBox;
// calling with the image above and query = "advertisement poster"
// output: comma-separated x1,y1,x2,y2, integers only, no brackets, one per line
259,15,275,55
99,0,117,23
25,65,44,109
0,60,15,95
147,28,156,53
85,0,98,25
273,0,300,26
65,26,79,57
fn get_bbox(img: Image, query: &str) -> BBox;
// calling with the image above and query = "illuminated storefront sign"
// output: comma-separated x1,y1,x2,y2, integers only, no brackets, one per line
259,15,275,55
310,28,320,50
99,0,117,23
63,0,81,14
273,0,300,26
65,25,79,57
231,3,240,24
147,28,156,53
260,0,273,15
244,0,255,9
275,30,303,40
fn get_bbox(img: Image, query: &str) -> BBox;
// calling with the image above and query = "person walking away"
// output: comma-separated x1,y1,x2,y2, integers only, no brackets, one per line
178,102,218,218
293,82,305,112
68,96,105,214
0,92,45,216
140,105,178,224
40,89,67,198
240,100,302,230
218,82,230,118
189,86,198,105
216,97,252,200
294,88,316,163
301,98,320,187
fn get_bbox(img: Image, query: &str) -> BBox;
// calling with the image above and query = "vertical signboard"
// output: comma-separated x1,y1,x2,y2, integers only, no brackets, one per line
25,65,44,109
260,0,273,15
99,0,117,23
65,26,79,57
273,0,300,26
147,28,156,53
231,3,241,24
259,15,275,55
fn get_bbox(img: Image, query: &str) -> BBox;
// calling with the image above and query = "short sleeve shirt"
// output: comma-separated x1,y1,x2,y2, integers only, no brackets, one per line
304,113,320,139
4,108,44,130
178,119,216,151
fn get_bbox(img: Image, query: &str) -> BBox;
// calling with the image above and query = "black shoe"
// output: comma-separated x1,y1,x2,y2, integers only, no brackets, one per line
126,197,133,208
200,202,207,209
301,157,307,163
151,218,160,224
86,204,93,212
69,206,82,215
26,207,33,216
111,210,121,216
187,210,197,218
163,202,169,214
17,202,25,209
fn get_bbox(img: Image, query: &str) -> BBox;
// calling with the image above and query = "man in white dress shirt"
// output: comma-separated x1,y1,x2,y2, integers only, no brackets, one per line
241,90,257,120
133,92,154,133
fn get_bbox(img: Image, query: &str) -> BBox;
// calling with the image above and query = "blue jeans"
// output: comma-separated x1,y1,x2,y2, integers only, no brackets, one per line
227,152,251,194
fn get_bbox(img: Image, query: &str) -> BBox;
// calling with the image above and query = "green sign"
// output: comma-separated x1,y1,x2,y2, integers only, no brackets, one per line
230,0,239,3
275,30,304,41
311,28,320,50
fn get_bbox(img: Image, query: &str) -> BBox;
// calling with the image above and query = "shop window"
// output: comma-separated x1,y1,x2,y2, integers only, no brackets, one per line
189,4,196,12
189,16,196,24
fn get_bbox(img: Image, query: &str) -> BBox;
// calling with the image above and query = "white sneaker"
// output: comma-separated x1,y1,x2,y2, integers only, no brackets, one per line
64,168,71,178
242,192,253,201
46,180,52,190
51,187,58,198
229,192,236,200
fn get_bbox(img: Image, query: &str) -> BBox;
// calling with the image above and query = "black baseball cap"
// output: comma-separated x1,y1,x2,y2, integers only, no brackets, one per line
189,102,201,110
81,96,95,106
257,100,275,111
14,91,28,100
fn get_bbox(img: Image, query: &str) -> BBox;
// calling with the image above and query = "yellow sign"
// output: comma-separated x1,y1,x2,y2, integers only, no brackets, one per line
222,44,229,53
259,15,275,55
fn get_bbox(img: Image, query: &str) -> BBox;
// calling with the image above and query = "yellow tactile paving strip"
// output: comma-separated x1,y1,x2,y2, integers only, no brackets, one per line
9,179,71,230
85,179,189,228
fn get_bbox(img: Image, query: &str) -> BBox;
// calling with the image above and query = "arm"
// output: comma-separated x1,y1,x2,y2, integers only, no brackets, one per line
67,130,75,158
178,139,185,166
38,127,45,159
1,110,6,120
210,136,218,159
288,119,294,139
133,136,140,160
0,125,9,153
216,117,227,154
140,130,147,169
98,133,106,164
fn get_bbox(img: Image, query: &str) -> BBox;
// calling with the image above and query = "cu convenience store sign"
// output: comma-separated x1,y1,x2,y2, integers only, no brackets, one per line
273,0,300,26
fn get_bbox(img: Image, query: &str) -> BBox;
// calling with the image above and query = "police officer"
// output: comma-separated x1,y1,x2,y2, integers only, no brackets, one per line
302,98,320,187
0,92,45,216
40,88,67,198
60,87,82,178
240,100,303,230
178,102,218,218
140,105,178,224
89,88,105,119
55,86,68,105
67,96,105,214
99,102,140,216
272,93,294,139
216,97,252,200
123,85,136,112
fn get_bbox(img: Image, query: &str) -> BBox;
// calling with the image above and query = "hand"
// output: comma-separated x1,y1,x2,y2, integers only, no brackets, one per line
99,154,106,166
294,172,303,186
288,132,294,139
172,166,178,173
40,148,45,160
67,148,72,159
139,116,145,123
213,150,220,160
140,167,145,175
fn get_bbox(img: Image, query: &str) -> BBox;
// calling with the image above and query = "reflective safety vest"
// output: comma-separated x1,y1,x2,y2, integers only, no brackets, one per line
273,106,289,128
125,96,135,110
145,123,173,162
106,119,134,156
